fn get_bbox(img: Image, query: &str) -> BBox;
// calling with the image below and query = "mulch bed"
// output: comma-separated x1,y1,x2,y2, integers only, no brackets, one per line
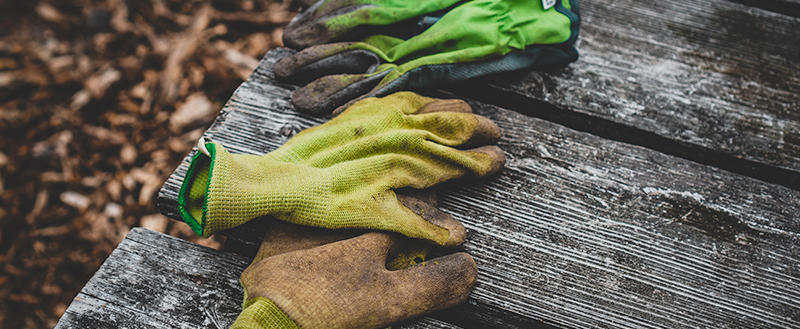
0,0,294,327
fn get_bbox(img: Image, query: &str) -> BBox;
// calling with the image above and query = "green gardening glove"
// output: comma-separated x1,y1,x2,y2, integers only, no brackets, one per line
177,92,505,246
275,0,580,116
283,0,466,50
231,231,477,329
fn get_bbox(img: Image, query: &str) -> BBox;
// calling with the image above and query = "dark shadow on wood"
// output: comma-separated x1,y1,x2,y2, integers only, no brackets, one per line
727,0,800,18
447,82,800,192
432,301,566,329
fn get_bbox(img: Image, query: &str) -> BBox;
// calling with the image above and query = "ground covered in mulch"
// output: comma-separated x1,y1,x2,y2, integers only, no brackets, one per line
0,0,294,327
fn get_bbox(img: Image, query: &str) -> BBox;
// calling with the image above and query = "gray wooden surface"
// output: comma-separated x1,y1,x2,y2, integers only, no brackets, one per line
62,0,800,327
154,48,800,328
54,228,462,329
454,0,800,189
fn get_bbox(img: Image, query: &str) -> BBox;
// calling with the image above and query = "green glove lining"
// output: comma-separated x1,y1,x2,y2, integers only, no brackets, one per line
178,143,217,236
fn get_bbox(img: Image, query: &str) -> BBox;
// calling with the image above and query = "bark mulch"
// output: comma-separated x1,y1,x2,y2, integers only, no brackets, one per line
0,0,295,327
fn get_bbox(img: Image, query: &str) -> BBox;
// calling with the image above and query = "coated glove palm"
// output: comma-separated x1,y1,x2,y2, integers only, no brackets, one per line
178,92,504,246
276,0,580,116
231,231,477,329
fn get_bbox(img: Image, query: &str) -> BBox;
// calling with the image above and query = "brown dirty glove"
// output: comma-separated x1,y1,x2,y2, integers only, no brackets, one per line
230,230,477,329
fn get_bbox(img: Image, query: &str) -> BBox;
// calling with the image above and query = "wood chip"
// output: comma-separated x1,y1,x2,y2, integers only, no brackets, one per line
120,144,137,164
60,191,91,211
0,58,18,70
25,190,49,224
169,92,214,130
140,214,169,233
103,203,123,221
31,225,71,237
109,0,133,32
83,125,127,145
35,3,64,23
85,67,121,98
0,71,15,88
106,179,122,201
128,167,161,205
71,89,92,110
161,4,212,102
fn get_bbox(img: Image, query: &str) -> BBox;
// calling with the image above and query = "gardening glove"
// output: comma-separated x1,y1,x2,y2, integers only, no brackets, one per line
275,0,581,116
283,0,466,50
177,92,505,246
230,231,478,329
249,188,440,268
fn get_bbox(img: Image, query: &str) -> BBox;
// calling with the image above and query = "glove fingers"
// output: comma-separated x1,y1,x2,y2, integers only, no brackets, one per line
291,70,390,116
407,111,501,148
274,43,384,83
396,193,466,247
283,0,465,50
283,0,378,50
329,141,505,184
387,252,478,317
415,98,473,114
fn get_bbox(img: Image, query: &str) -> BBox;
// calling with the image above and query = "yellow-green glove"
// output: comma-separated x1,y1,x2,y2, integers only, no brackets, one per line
231,231,477,329
178,92,504,246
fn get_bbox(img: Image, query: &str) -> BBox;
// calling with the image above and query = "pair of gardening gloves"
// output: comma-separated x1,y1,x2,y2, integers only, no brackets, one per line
275,0,581,116
178,92,505,328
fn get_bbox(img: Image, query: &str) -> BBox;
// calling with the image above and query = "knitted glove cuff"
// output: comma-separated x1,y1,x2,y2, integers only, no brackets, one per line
178,142,333,237
178,143,216,237
231,297,302,329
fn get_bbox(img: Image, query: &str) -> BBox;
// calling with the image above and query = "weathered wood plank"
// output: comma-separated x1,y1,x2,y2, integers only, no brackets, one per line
454,0,800,189
728,0,800,18
158,49,800,328
54,228,462,329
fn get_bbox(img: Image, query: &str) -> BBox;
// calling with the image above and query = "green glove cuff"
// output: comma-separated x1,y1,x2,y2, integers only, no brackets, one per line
177,143,216,236
178,143,332,238
231,296,301,329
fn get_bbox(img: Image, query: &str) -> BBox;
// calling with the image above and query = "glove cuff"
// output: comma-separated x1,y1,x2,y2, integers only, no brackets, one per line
178,142,217,237
231,297,302,329
178,142,332,237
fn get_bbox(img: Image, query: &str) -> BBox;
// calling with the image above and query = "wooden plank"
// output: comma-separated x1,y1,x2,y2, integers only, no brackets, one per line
158,49,800,328
54,228,462,329
728,0,800,18
452,0,800,190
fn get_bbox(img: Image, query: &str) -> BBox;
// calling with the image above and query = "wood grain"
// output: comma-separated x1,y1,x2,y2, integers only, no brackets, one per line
54,228,462,329
157,48,800,328
453,0,800,189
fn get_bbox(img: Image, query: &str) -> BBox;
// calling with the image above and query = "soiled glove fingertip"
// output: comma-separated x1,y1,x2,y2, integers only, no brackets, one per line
397,194,466,247
291,87,333,116
471,115,502,144
282,22,330,50
471,145,506,177
273,56,295,80
416,99,473,114
413,252,478,306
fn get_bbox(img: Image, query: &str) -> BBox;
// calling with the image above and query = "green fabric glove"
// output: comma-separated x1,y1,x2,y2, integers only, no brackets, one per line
178,92,504,246
231,231,477,329
275,0,580,116
283,0,466,50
